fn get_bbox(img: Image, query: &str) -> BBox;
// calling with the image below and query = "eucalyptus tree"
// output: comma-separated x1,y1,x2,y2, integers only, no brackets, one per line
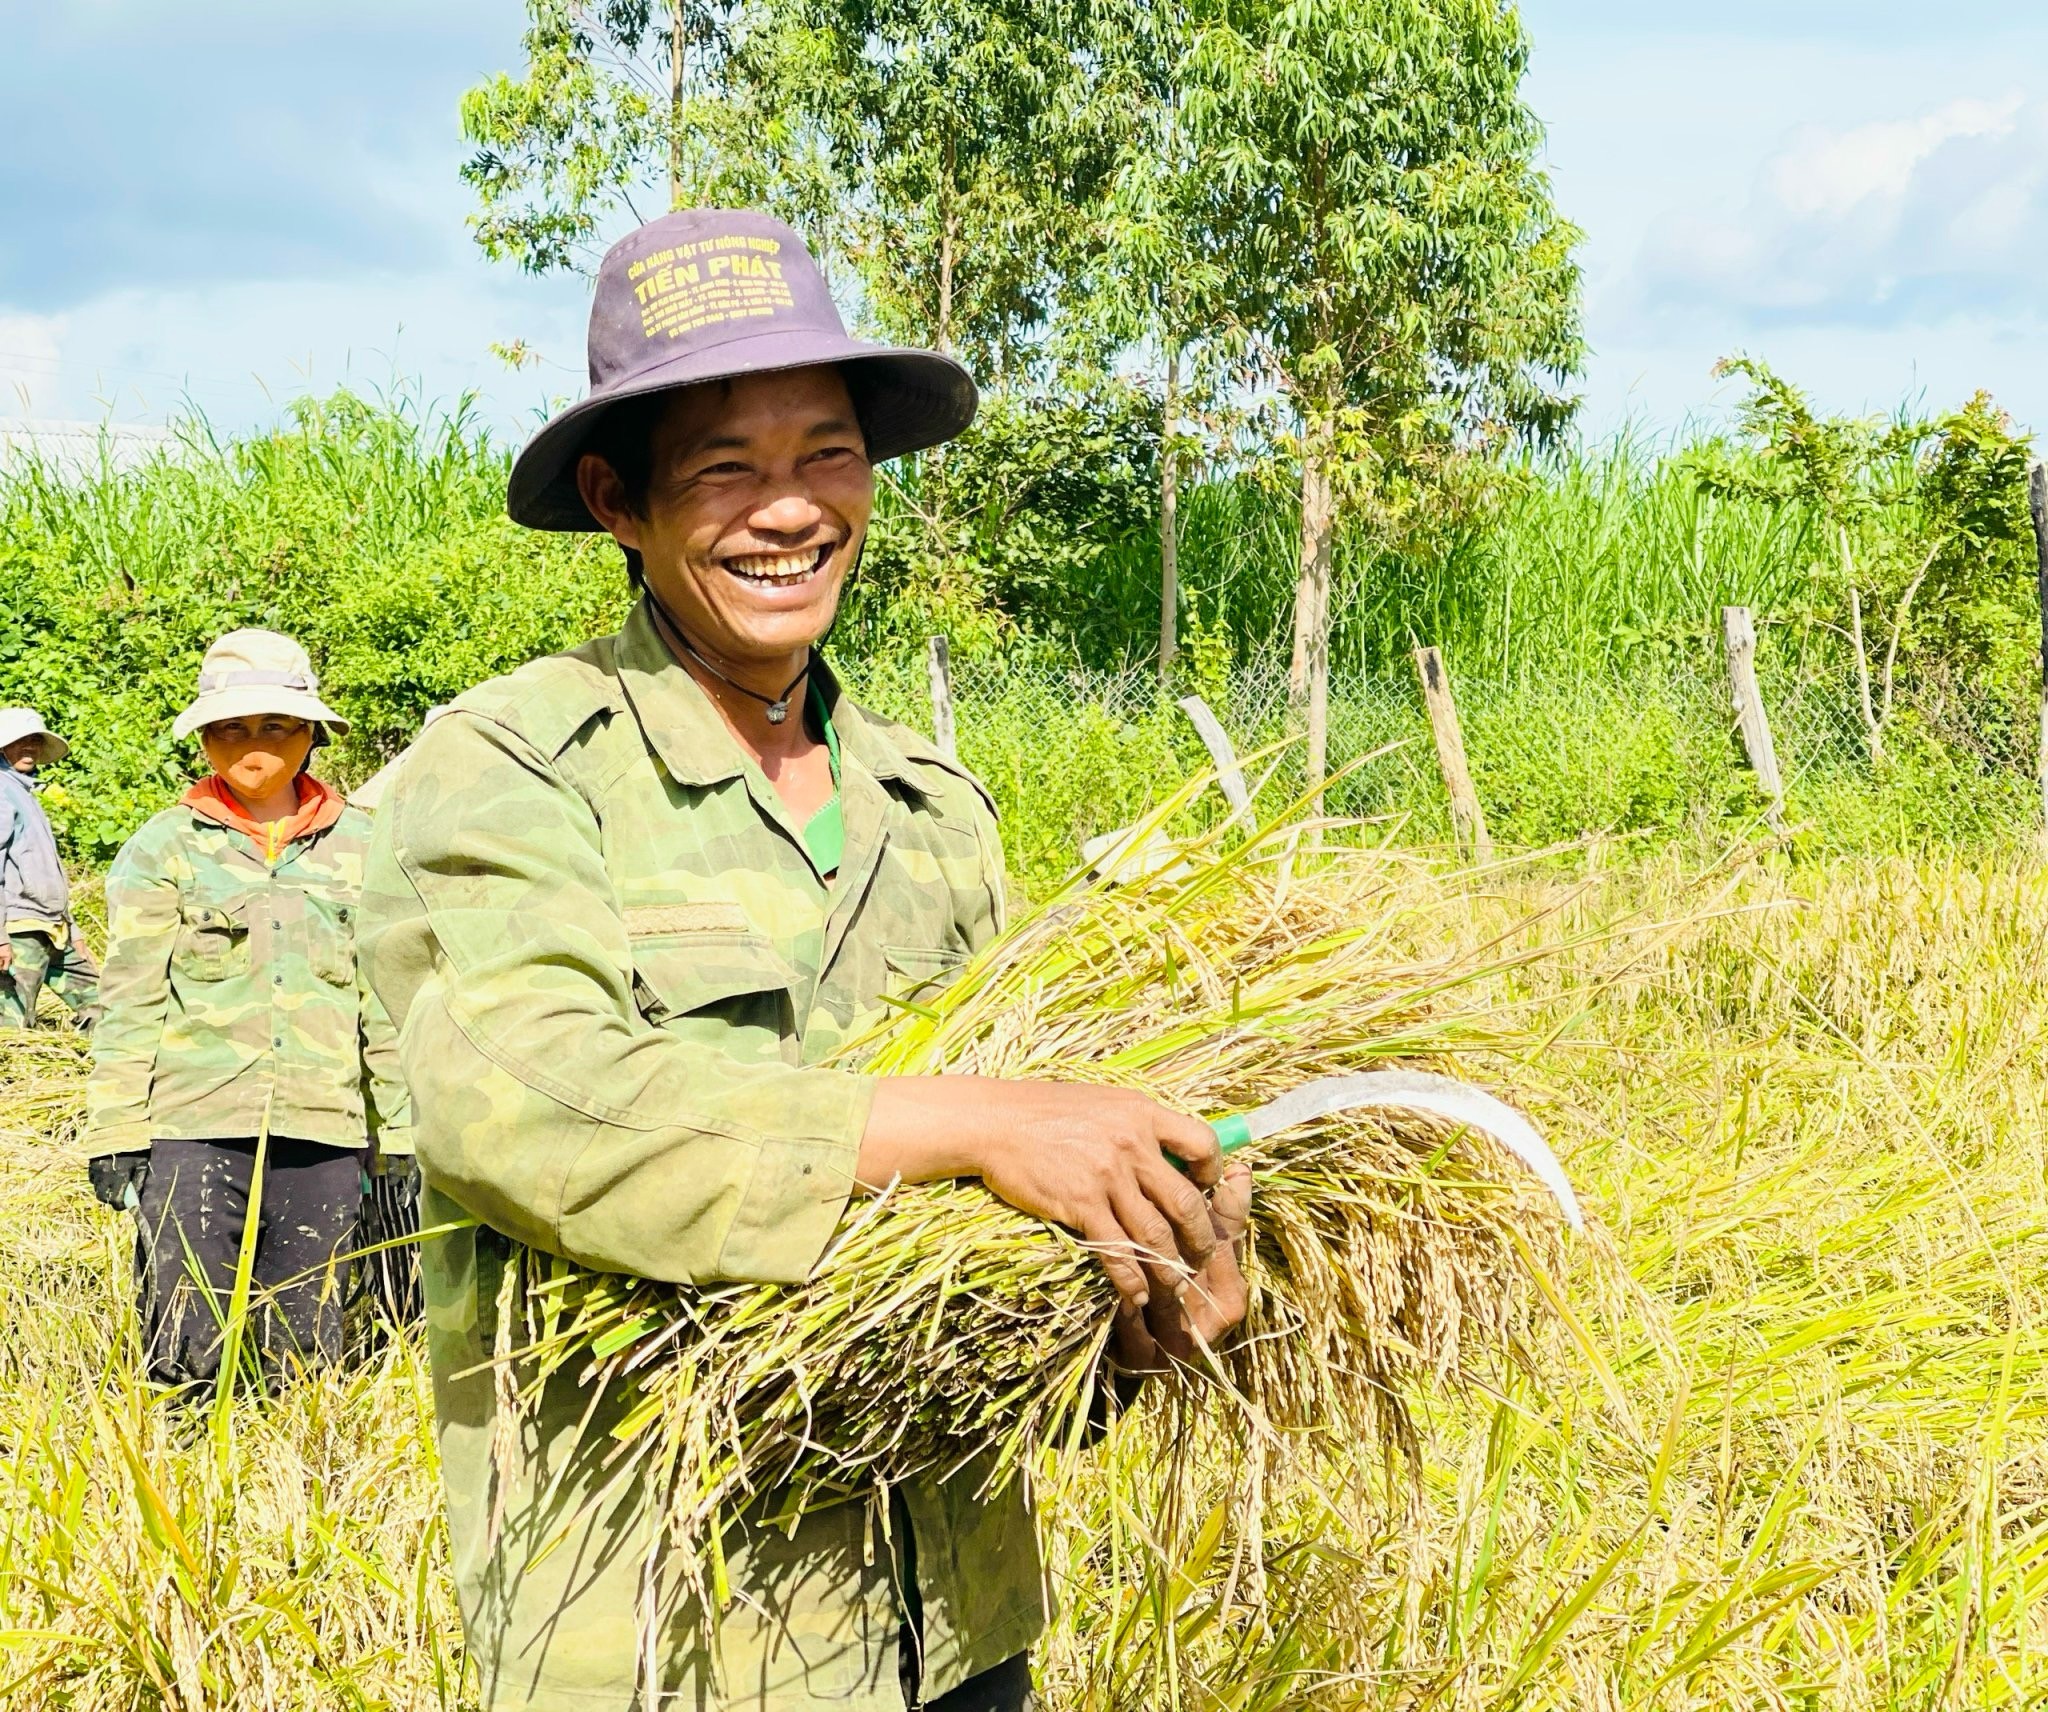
780,0,1121,382
1082,0,1245,680
459,1,834,274
1184,0,1584,785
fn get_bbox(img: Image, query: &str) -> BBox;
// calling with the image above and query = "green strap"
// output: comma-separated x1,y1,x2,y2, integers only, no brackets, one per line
800,679,844,875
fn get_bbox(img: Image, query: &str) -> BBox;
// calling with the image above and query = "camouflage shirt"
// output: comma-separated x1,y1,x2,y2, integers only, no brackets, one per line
359,599,1044,1711
85,798,403,1156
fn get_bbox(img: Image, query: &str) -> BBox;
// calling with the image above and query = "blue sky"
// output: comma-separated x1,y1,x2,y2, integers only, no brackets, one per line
6,2,2048,443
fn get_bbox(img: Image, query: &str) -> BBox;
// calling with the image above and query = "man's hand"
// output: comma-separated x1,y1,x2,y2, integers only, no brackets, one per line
1111,1160,1252,1375
861,1077,1226,1309
0,940,13,973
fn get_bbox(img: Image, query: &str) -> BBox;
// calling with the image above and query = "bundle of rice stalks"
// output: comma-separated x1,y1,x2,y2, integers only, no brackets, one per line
504,824,1589,1590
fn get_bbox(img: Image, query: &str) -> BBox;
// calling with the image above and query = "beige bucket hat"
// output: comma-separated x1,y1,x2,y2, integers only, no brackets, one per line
0,709,68,763
172,629,348,740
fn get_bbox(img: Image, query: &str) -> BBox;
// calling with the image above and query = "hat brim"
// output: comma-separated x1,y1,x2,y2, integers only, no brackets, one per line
507,329,978,532
0,717,65,761
174,688,350,740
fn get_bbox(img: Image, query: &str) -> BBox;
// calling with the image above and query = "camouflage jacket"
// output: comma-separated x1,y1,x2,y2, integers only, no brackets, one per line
358,599,1043,1711
85,797,405,1157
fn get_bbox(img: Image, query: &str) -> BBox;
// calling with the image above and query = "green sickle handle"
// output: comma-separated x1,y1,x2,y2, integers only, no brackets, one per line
1210,1114,1254,1156
1170,1116,1252,1173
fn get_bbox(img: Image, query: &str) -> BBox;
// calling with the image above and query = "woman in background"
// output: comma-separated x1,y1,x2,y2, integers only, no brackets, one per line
83,629,404,1387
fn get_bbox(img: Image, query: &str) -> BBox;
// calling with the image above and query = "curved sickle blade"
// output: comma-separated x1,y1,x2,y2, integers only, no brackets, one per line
1223,1070,1583,1231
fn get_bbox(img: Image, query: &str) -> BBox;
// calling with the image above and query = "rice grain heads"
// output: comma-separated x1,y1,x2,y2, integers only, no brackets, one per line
505,829,1591,1600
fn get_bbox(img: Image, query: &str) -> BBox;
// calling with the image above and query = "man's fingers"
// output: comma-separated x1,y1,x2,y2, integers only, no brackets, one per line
1135,1153,1218,1271
1078,1210,1153,1308
1209,1161,1253,1244
1153,1105,1224,1188
1181,1269,1248,1345
1106,1179,1194,1307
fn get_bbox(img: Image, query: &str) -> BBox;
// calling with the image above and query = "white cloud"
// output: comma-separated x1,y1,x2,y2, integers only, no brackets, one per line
1634,93,2048,329
0,270,588,438
0,313,66,417
1763,96,2023,219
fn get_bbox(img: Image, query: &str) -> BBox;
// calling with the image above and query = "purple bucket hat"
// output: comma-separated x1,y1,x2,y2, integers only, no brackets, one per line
508,208,978,531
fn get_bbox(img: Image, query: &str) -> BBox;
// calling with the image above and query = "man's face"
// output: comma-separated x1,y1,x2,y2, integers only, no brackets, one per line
2,738,43,773
580,366,873,667
200,715,314,807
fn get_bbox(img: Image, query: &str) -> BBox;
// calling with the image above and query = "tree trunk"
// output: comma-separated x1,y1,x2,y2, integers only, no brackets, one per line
1293,412,1335,809
668,0,686,208
1158,341,1180,683
937,135,957,357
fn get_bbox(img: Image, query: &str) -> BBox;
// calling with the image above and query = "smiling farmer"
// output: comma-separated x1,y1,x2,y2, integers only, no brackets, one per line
84,631,403,1385
358,208,1252,1712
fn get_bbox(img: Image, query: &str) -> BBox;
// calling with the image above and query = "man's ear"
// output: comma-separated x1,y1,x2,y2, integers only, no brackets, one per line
577,453,644,552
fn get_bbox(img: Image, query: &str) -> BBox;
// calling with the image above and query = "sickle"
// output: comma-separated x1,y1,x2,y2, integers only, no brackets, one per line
1208,1069,1583,1230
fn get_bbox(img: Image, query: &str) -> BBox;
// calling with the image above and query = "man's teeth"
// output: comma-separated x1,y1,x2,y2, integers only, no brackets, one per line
726,551,823,585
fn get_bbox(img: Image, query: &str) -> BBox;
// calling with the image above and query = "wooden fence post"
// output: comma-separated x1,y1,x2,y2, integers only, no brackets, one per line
926,634,957,761
1411,646,1492,862
1721,606,1786,833
2030,462,2048,842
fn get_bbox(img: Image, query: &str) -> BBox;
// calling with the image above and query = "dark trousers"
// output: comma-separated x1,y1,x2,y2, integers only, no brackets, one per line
911,1654,1032,1711
134,1136,362,1386
894,1490,1034,1711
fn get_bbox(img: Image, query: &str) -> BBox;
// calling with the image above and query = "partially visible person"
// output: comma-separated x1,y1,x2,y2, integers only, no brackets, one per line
0,707,99,1031
347,706,449,1330
82,631,406,1387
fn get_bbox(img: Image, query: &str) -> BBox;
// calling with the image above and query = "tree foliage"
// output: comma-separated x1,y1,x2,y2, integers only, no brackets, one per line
459,1,834,272
1168,0,1584,776
1185,0,1583,443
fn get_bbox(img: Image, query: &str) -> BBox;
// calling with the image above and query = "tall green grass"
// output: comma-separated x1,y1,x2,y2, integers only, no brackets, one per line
1086,429,1828,681
1,393,2029,878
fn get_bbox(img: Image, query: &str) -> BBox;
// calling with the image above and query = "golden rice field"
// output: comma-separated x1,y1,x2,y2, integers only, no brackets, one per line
4,849,2048,1709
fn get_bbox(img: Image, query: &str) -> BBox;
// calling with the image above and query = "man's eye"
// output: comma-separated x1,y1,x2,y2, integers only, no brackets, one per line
694,461,751,478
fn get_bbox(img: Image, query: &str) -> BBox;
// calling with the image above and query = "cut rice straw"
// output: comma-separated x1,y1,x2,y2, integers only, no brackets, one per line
498,813,1592,1604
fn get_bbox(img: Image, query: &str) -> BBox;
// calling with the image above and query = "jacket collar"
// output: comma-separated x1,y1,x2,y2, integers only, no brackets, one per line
614,596,933,799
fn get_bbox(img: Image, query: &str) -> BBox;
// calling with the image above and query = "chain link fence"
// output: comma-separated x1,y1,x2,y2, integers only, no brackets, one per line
842,644,2039,889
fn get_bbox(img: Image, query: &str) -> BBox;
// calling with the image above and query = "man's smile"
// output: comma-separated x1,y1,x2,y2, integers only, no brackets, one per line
720,542,835,588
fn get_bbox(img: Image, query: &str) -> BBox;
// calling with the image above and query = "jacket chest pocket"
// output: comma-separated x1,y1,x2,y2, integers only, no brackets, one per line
172,903,250,981
882,943,968,1006
305,895,358,988
629,929,796,1062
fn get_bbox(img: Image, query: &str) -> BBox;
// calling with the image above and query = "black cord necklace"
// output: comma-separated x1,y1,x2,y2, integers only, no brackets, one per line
649,598,810,724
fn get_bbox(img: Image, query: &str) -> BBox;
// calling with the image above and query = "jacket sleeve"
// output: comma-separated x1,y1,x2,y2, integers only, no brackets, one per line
0,783,23,923
367,713,875,1288
84,833,179,1154
358,972,413,1159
